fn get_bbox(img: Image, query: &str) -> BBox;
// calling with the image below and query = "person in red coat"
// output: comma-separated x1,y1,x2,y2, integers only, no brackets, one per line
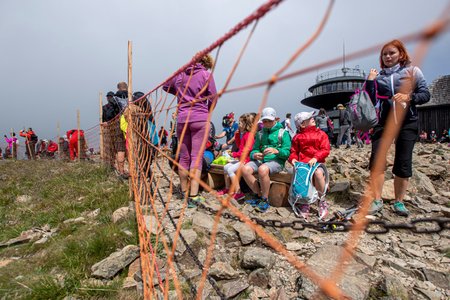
289,111,331,220
66,129,85,160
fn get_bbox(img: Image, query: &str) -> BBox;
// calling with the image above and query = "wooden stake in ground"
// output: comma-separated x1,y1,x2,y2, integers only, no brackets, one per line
77,110,80,162
127,40,133,199
57,121,61,159
99,92,104,161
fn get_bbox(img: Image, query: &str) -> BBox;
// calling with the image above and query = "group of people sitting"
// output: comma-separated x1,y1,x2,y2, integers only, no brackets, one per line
160,39,433,220
419,129,449,143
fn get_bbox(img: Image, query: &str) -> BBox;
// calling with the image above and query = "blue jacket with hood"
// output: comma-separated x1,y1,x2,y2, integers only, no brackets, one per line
366,64,430,126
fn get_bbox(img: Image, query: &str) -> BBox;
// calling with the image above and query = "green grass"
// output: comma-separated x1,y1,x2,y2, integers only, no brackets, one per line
0,160,138,299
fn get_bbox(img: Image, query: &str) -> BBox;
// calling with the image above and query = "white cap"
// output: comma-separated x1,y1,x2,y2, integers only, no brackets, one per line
294,111,315,128
260,107,276,121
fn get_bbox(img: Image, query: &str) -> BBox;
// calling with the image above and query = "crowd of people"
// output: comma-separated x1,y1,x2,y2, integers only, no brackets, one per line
4,40,445,222
155,40,440,220
1,128,86,161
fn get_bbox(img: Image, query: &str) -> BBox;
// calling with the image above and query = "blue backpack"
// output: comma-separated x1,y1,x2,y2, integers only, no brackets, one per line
288,162,329,217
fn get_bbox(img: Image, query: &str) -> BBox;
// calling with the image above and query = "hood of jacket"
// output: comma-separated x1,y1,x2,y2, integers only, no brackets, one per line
184,63,206,76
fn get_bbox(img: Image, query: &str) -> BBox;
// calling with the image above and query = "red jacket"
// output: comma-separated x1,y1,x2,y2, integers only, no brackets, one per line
289,126,330,164
232,131,255,163
47,141,58,153
66,129,84,141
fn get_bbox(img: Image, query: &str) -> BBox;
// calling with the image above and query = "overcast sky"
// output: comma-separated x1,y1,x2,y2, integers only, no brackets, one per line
1,0,449,151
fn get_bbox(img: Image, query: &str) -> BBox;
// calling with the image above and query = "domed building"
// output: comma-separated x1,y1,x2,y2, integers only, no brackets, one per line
417,75,450,136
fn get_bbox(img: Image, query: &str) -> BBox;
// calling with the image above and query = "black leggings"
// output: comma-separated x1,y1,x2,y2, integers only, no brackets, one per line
369,122,418,178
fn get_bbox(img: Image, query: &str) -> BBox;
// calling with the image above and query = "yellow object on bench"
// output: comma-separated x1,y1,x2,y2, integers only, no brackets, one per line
207,164,292,207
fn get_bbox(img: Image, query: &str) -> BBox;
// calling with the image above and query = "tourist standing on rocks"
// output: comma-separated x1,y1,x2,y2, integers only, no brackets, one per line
158,126,168,147
366,39,430,216
4,133,18,159
19,128,37,160
217,113,256,201
66,129,85,160
315,108,333,144
242,107,291,213
336,104,351,149
289,111,331,220
163,54,218,205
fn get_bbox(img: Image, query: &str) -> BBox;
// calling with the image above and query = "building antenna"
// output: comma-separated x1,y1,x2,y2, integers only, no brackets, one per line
342,40,347,76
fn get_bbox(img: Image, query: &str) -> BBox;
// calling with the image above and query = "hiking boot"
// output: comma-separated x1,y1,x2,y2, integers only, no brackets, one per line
188,195,205,208
245,197,261,207
393,201,409,217
368,199,383,215
256,198,270,213
346,145,351,149
318,200,329,220
216,188,229,196
233,192,245,201
299,204,310,220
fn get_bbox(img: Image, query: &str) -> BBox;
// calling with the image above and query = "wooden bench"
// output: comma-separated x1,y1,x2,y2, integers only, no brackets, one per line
205,164,293,207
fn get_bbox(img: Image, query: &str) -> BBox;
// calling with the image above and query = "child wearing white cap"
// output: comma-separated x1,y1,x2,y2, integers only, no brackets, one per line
289,111,331,219
242,107,292,213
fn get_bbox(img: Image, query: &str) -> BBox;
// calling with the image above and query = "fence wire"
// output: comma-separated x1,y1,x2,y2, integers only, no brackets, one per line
97,0,450,299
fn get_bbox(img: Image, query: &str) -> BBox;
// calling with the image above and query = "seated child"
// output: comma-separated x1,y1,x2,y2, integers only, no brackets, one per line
242,107,291,212
289,111,331,220
217,113,256,200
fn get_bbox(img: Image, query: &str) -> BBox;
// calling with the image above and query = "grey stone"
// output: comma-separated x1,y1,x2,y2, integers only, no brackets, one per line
385,276,409,300
414,288,442,300
221,278,249,299
422,268,450,290
411,171,437,195
91,245,140,279
175,229,197,255
192,212,231,236
329,180,350,193
248,268,270,288
144,215,163,235
241,248,275,269
16,195,32,203
298,245,370,300
232,222,256,245
285,242,303,251
209,262,239,280
0,229,42,247
63,217,86,224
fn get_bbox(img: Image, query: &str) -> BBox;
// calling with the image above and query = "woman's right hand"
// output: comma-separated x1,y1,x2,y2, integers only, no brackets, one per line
253,153,263,160
367,68,378,80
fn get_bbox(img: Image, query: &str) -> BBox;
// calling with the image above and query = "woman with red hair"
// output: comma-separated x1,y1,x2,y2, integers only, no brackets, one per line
366,40,430,216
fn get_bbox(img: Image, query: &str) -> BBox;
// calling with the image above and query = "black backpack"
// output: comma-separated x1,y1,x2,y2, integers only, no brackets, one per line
30,133,38,143
102,103,120,122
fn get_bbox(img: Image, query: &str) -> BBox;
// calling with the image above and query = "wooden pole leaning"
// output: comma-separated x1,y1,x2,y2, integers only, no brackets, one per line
127,40,133,199
99,92,104,161
77,110,81,162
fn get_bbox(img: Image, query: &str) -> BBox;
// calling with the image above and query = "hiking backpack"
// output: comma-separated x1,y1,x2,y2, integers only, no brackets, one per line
30,133,38,143
346,84,378,131
257,128,289,147
288,162,329,217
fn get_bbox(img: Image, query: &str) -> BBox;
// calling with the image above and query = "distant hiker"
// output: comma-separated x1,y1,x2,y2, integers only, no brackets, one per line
315,108,333,144
66,129,86,160
36,139,48,158
159,126,168,147
169,112,178,155
336,104,351,149
19,128,38,160
46,140,58,158
366,39,430,217
58,137,70,160
163,53,218,205
101,89,127,177
216,112,238,151
281,113,294,136
4,133,18,159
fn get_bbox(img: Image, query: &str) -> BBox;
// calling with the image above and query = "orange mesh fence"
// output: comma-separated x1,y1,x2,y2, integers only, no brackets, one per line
97,0,450,299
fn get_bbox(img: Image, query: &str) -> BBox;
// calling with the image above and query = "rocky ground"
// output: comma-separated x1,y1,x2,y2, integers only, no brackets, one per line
121,142,449,299
1,143,447,299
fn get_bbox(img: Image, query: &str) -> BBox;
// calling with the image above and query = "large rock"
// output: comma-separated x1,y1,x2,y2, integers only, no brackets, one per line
248,268,270,288
381,179,395,200
192,212,231,236
241,248,275,269
175,229,198,255
410,171,437,195
91,245,140,279
0,229,42,247
112,207,132,223
298,245,371,300
422,268,450,290
209,262,240,280
233,222,255,245
384,276,409,300
221,278,249,299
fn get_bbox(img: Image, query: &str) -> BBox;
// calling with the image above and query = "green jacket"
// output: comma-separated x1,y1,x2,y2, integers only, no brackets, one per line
250,122,291,166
